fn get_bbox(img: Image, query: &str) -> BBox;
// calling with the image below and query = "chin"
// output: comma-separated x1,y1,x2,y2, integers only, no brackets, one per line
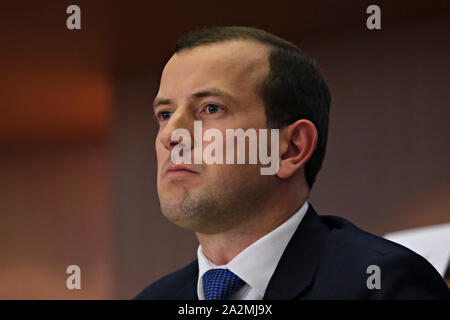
161,207,202,231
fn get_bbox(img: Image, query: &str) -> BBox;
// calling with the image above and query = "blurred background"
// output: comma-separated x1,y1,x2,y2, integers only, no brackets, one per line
0,0,449,299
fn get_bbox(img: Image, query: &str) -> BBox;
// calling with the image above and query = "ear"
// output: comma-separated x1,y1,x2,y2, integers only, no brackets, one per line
277,119,318,179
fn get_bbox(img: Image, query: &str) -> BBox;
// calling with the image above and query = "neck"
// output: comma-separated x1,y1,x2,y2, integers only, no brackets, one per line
196,184,308,265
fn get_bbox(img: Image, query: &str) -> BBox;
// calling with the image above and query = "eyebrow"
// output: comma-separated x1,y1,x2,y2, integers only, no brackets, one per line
152,88,236,109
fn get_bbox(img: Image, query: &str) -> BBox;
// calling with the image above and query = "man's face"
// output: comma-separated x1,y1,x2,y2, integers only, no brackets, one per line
154,40,275,234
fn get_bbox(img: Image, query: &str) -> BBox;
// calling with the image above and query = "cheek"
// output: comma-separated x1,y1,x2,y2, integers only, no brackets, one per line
211,162,263,186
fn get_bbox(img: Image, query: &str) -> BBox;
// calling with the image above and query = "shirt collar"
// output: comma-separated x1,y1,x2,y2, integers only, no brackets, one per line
197,201,309,299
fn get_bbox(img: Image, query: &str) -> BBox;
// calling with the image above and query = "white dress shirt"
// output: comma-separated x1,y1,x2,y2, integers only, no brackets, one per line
197,201,309,300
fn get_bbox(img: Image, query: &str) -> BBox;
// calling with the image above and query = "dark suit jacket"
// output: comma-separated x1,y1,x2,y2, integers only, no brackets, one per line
135,204,450,299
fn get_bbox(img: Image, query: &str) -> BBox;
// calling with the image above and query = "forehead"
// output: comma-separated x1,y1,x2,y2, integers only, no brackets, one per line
158,40,270,98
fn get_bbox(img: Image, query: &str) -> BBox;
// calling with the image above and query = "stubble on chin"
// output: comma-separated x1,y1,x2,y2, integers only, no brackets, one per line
158,164,272,234
159,186,226,233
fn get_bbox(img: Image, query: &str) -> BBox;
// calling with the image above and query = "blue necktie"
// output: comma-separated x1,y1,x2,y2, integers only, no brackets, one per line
202,268,246,300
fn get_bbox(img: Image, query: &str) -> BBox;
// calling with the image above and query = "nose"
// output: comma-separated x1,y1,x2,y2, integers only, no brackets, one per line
158,108,195,152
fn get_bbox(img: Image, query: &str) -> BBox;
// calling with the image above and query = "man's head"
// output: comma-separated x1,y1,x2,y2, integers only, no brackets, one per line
153,26,330,233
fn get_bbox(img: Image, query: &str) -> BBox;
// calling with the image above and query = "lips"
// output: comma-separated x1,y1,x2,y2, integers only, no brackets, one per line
164,164,199,177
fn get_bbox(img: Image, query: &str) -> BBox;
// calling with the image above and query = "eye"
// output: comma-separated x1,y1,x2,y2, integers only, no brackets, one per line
157,111,172,121
203,104,223,115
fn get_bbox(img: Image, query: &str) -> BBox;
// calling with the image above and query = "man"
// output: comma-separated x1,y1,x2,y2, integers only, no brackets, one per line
135,26,449,299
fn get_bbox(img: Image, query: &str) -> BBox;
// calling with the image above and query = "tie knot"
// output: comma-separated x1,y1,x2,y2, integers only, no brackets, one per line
202,268,246,300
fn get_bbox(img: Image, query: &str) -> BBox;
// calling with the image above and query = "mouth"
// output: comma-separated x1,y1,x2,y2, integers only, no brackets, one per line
164,164,199,178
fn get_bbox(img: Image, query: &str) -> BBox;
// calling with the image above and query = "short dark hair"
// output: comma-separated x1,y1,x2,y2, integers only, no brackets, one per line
174,26,331,189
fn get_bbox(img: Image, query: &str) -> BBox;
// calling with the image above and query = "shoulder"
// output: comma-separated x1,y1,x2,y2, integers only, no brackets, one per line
313,215,449,299
321,214,412,256
133,260,198,300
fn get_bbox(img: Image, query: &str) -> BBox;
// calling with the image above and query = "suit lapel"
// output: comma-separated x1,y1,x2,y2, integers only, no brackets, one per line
173,260,199,300
263,204,330,299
